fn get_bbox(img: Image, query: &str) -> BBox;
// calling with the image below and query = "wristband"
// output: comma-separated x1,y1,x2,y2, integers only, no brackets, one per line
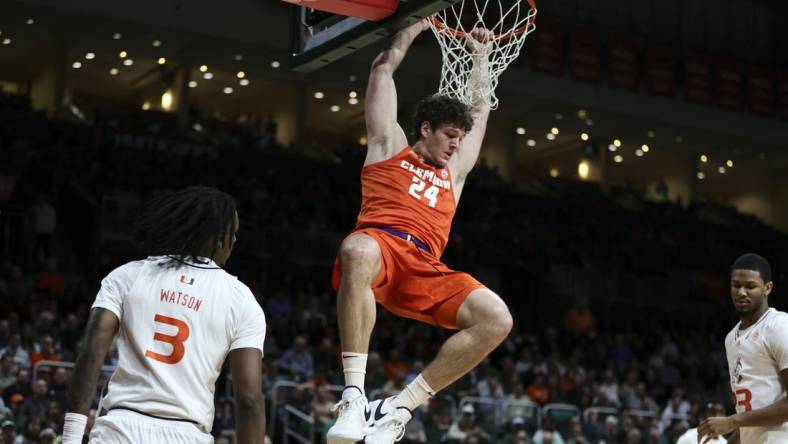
62,412,88,444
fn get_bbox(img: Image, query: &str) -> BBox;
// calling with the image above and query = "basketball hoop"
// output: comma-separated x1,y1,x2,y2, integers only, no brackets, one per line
429,0,537,109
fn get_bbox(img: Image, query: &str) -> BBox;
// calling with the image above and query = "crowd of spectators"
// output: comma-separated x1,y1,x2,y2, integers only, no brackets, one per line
1,92,788,443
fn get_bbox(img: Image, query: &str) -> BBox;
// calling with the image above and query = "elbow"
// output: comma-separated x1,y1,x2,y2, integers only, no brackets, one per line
236,393,266,418
370,52,397,74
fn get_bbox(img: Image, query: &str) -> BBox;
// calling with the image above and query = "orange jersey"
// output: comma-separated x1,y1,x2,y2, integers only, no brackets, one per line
355,147,456,257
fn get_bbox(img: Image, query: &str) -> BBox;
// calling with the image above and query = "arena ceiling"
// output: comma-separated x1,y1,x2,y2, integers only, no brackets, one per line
1,0,787,174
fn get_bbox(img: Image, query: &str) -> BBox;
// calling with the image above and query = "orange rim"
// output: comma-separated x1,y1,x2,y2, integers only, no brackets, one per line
430,0,537,42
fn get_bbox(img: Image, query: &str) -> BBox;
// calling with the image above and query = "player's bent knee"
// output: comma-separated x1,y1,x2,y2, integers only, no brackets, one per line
483,298,512,342
459,289,513,342
339,234,381,277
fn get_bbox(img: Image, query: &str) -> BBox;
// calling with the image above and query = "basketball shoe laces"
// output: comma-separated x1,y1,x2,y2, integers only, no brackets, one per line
378,417,406,442
330,393,365,421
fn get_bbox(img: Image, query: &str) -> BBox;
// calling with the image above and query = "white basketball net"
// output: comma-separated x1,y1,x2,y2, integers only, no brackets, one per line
429,0,537,109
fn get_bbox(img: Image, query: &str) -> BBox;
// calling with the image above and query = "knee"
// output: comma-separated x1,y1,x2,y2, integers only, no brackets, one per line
461,290,513,343
488,302,513,342
339,235,381,278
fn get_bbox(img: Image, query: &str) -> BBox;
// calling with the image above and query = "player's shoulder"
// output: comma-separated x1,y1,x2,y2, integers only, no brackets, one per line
216,271,258,304
764,308,788,331
103,258,149,281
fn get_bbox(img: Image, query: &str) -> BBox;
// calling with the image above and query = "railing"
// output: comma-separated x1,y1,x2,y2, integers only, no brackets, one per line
268,380,344,440
583,406,618,423
282,404,314,444
34,359,117,381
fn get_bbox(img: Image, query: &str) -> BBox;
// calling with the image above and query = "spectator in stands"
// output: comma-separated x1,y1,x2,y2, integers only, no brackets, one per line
476,376,506,418
381,368,407,398
532,423,565,444
383,348,409,381
366,352,388,391
504,383,532,423
5,394,26,430
402,415,428,442
277,336,314,382
45,400,62,431
1,419,19,444
57,314,80,360
23,378,49,417
629,382,658,414
599,415,619,444
39,427,57,444
48,368,68,406
658,387,690,434
0,321,10,350
564,416,588,444
2,369,30,405
312,385,337,435
0,335,30,369
527,373,550,405
581,410,602,443
31,193,57,263
447,404,492,443
0,355,16,392
34,257,64,295
405,360,424,385
22,415,42,443
499,417,531,444
30,335,60,368
563,297,595,337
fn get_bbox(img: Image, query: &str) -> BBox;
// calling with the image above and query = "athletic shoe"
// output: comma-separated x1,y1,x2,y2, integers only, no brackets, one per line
327,386,371,444
364,397,412,444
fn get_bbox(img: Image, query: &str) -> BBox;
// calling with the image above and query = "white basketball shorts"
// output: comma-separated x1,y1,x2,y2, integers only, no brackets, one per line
89,409,213,444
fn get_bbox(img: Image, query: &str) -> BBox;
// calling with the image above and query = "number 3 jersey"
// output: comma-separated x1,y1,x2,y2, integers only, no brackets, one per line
725,308,788,443
91,256,266,432
356,146,456,258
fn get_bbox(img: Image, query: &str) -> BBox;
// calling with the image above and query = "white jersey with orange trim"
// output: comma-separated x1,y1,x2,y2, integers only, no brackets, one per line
91,256,266,432
725,307,788,443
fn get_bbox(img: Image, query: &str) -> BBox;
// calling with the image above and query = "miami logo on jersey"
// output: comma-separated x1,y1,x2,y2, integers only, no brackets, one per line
732,356,743,384
179,275,194,285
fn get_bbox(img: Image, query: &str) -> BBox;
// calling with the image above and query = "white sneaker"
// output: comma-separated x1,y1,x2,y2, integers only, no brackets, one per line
327,387,371,444
364,397,412,444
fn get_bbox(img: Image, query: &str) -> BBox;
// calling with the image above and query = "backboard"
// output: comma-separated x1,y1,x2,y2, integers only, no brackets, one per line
289,0,460,73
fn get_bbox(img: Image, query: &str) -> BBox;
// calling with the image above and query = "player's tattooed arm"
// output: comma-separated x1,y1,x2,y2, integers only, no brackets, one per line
64,308,119,414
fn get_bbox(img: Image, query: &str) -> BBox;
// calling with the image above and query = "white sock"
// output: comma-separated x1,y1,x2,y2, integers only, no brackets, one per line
342,352,368,397
391,374,435,411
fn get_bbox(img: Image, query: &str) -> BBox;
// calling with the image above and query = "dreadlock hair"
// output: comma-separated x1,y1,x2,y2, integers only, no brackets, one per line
136,186,236,265
731,253,772,283
410,94,474,141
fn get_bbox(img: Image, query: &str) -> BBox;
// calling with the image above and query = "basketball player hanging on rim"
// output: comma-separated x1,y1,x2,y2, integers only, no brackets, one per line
327,19,512,444
698,253,788,444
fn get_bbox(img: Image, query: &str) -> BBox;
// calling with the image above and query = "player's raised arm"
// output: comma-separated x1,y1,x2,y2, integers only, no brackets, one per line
364,19,429,164
62,308,119,444
229,347,266,444
450,28,493,182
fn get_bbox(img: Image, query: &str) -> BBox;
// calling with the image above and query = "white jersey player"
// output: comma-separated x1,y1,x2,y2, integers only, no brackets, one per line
63,187,268,444
699,253,788,444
